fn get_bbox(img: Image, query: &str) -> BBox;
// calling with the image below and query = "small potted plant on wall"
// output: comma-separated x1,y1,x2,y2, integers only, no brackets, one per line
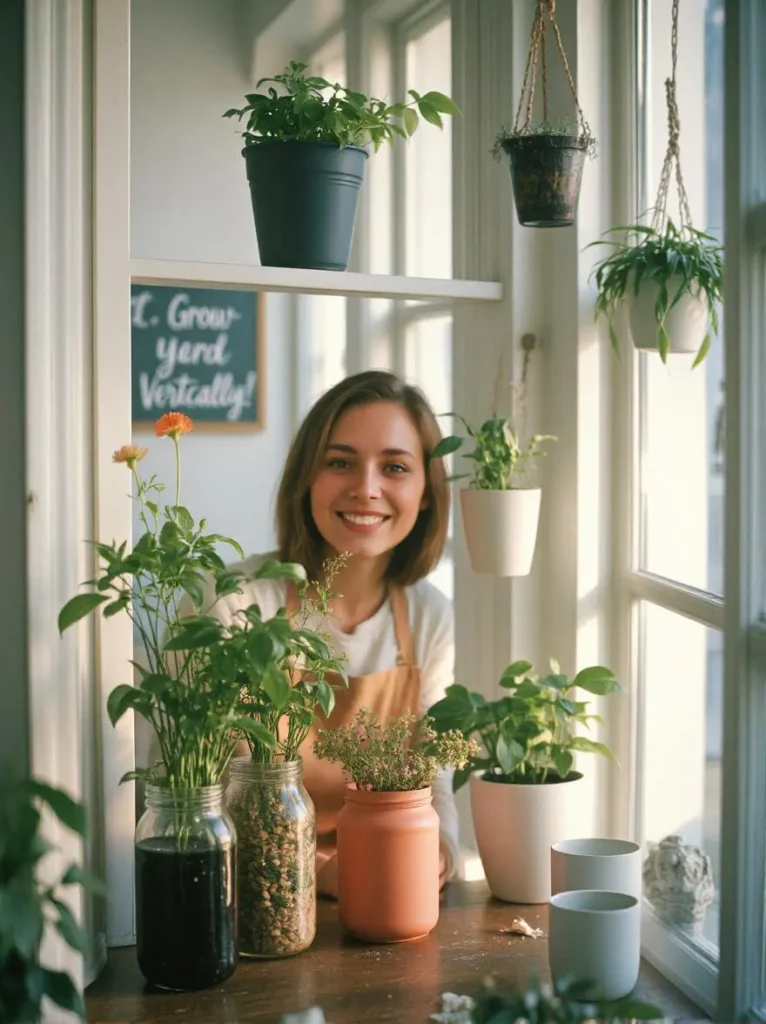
313,708,476,943
428,659,623,904
223,61,459,271
589,218,723,365
176,555,349,960
433,413,555,577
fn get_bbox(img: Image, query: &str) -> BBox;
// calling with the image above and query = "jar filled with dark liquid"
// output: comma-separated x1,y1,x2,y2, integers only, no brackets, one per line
135,783,237,990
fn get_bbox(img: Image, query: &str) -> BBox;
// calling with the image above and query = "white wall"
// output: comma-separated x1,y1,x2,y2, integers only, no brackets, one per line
130,0,294,559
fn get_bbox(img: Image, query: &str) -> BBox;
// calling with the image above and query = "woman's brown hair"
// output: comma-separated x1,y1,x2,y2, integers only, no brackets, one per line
276,370,450,586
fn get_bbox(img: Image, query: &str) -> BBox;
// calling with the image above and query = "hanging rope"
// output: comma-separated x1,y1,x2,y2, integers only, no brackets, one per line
651,0,694,232
512,0,592,139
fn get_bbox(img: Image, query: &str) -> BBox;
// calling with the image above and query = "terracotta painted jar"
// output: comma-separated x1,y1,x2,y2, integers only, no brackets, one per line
336,784,440,943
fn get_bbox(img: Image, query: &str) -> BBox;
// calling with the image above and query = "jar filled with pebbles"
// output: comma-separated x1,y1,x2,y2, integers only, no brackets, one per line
226,756,316,958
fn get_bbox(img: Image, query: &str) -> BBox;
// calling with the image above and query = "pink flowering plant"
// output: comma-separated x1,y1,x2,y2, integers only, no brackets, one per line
313,708,478,792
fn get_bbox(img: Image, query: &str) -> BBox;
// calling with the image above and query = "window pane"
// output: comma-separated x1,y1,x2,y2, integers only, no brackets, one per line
638,602,722,953
405,17,452,278
639,0,724,593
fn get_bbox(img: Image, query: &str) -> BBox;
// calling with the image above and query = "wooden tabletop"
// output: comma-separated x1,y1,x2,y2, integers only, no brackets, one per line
86,880,705,1024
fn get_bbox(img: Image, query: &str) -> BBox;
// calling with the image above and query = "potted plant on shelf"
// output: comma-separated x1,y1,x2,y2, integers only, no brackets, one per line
428,659,623,903
0,771,105,1022
493,1,597,228
589,218,723,366
223,60,459,271
174,555,349,960
58,413,304,991
313,708,476,943
433,412,555,577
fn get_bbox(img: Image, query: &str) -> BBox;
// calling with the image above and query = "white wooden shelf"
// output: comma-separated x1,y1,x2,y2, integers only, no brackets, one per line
130,258,503,303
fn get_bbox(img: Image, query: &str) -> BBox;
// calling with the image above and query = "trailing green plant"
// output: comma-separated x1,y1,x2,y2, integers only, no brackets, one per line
57,413,311,789
427,659,623,790
223,60,459,151
433,413,556,490
492,117,597,161
313,708,477,792
588,217,723,365
432,974,662,1024
0,771,106,1022
171,553,350,764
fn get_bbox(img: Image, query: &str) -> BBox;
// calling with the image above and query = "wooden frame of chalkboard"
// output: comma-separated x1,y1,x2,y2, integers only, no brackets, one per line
131,277,266,433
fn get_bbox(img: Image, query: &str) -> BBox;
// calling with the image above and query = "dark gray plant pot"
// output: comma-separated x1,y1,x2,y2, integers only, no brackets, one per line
243,140,369,271
503,134,588,228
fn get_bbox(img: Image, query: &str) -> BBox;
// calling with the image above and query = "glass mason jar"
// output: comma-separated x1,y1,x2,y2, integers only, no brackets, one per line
226,756,316,958
135,784,237,991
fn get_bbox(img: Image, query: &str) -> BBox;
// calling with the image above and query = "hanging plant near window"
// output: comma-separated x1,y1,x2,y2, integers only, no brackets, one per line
588,0,723,365
493,0,597,228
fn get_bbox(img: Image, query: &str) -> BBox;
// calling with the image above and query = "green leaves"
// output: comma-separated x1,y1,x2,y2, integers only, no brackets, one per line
589,219,723,365
26,781,87,837
427,659,624,786
224,61,458,152
57,592,109,634
435,415,556,491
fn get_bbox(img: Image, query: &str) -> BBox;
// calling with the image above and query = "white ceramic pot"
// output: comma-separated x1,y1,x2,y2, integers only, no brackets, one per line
548,890,641,1000
551,837,642,900
459,488,541,577
470,771,585,903
628,274,709,353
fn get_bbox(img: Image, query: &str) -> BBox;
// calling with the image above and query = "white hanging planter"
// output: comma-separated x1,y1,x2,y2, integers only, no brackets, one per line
628,274,710,354
470,771,586,904
460,488,541,577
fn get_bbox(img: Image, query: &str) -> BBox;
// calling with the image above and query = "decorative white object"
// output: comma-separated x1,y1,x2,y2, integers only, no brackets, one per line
628,275,710,354
549,890,641,1001
470,770,585,903
551,837,642,900
431,992,476,1024
642,834,716,926
460,488,542,576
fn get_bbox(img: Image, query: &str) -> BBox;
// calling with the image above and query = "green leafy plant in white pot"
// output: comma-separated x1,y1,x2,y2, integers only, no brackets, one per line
433,414,555,577
589,0,723,365
427,660,623,903
224,61,458,272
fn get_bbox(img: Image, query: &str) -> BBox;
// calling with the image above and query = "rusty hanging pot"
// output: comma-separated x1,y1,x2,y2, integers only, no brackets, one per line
501,133,589,228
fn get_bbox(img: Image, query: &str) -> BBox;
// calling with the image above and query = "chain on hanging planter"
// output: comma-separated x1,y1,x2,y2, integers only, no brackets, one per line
493,0,596,228
589,0,723,365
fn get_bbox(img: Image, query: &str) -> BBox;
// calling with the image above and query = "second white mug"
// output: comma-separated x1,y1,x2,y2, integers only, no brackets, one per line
551,837,642,900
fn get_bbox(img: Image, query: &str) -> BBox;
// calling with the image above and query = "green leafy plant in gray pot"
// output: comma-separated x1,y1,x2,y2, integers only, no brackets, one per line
495,1,597,228
224,61,459,271
427,659,623,903
0,771,105,1022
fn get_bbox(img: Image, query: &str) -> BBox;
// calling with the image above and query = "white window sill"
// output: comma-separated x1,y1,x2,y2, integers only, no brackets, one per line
641,901,718,1018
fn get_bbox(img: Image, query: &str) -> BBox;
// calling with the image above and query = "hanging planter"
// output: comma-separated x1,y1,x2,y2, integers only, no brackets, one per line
493,1,597,228
588,0,723,365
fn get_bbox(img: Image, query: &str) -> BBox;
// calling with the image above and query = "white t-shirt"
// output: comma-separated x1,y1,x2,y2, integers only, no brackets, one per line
195,553,461,877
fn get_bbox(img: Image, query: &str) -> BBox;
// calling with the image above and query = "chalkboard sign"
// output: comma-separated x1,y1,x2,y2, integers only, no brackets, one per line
131,280,264,430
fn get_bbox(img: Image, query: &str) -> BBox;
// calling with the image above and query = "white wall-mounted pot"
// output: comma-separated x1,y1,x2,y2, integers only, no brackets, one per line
628,274,710,354
470,770,586,903
460,488,541,577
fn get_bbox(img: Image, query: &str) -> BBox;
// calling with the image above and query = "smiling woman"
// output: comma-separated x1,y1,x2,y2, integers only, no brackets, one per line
188,371,460,899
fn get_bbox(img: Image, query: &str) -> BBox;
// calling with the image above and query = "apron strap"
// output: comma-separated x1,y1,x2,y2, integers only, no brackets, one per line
284,580,416,667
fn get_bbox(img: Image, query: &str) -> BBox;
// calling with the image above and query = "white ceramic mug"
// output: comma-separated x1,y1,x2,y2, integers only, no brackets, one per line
548,890,641,1001
551,837,642,900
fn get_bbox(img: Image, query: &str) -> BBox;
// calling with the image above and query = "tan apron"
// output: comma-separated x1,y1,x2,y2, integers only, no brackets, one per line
284,583,422,878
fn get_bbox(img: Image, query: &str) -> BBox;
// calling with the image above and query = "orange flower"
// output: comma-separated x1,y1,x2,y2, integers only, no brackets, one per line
112,445,148,469
155,412,194,439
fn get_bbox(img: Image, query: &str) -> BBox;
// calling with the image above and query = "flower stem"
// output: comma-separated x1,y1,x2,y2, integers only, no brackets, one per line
173,435,181,508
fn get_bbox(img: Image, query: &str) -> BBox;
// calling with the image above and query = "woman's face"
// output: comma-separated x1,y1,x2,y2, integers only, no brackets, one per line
310,400,428,569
